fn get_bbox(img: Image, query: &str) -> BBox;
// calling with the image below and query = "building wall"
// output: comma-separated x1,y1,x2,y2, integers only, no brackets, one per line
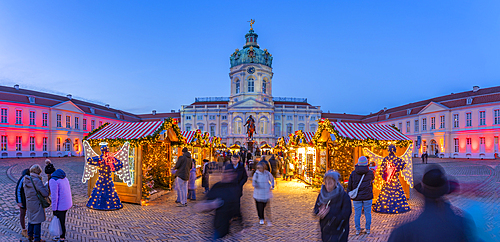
377,102,500,159
0,101,125,158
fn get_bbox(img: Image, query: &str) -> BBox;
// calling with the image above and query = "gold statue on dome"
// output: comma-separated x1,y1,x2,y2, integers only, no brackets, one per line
248,19,255,30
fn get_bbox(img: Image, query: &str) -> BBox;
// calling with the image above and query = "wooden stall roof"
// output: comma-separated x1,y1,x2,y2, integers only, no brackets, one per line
331,122,410,141
86,121,164,140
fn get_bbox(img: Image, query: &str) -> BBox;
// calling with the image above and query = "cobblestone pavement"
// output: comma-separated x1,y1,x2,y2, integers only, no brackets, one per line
0,157,498,241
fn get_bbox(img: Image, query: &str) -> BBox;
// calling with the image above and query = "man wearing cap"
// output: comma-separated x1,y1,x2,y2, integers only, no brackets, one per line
174,147,193,207
347,156,375,235
388,164,478,242
225,153,248,219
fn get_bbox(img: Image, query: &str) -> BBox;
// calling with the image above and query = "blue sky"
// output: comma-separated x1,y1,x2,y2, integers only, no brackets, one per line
1,1,500,115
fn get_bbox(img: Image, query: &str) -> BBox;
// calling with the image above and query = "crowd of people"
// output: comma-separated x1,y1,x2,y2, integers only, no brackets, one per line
15,159,73,242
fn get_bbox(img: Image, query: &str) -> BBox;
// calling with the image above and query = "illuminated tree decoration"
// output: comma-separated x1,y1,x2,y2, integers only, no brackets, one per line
366,144,412,214
82,141,132,210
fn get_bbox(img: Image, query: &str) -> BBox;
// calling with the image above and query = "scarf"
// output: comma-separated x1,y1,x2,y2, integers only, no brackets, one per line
318,182,343,205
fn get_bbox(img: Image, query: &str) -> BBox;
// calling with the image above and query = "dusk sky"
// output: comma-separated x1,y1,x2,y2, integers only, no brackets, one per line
1,1,500,115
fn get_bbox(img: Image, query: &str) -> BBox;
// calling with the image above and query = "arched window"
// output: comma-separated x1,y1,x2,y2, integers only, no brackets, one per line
310,124,317,133
235,80,240,94
262,80,267,94
221,123,228,137
233,117,242,134
259,116,268,135
197,123,204,132
298,123,305,131
185,124,192,131
274,123,281,137
248,78,254,92
286,123,293,135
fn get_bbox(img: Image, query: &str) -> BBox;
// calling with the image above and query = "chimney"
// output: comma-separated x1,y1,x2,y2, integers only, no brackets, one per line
105,104,110,109
383,107,388,112
170,109,175,113
14,84,19,90
67,94,72,100
152,110,157,115
473,86,480,92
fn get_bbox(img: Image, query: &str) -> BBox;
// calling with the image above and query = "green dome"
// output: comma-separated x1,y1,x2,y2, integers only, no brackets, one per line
230,29,273,68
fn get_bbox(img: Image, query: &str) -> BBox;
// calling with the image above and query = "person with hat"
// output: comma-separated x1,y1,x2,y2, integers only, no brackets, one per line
347,156,375,235
388,164,478,242
313,170,352,242
174,147,192,207
224,153,248,219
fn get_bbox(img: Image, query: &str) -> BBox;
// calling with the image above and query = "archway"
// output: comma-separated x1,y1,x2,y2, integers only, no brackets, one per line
64,138,72,156
430,139,438,156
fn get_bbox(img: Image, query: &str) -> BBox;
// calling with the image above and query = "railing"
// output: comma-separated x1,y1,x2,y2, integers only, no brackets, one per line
194,97,230,102
273,97,308,103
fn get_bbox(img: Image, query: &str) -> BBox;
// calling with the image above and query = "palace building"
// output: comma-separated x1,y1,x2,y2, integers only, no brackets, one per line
1,25,499,159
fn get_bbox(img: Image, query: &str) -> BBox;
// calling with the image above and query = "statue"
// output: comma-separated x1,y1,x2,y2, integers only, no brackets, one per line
248,19,255,30
244,115,256,140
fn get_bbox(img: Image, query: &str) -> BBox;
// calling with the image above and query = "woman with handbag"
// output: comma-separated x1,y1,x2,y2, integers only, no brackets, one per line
313,170,351,242
347,156,374,235
23,164,50,242
49,169,73,241
252,162,274,225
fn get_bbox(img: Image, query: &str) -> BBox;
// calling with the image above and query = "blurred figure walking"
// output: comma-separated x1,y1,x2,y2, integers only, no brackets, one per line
252,162,274,225
388,164,478,242
202,159,210,194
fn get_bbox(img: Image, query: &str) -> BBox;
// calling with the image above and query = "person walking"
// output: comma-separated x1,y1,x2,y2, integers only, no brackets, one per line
259,155,271,173
252,162,274,225
202,159,210,194
388,164,478,242
49,169,73,242
187,159,197,201
424,151,428,164
268,155,278,178
15,168,30,238
314,170,352,242
24,164,50,242
174,147,192,207
347,156,375,235
224,154,248,219
421,152,426,164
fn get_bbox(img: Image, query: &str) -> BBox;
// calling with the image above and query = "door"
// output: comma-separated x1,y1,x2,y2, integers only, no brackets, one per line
466,138,472,153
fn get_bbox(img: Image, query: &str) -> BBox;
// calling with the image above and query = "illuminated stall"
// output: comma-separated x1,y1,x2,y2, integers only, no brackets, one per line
312,118,413,201
260,143,272,155
288,130,317,184
176,130,212,175
84,118,183,205
228,143,241,154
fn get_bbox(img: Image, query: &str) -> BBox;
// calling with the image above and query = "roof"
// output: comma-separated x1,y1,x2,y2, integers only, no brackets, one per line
137,112,181,120
86,121,164,140
332,122,410,141
321,113,364,123
0,85,141,122
181,131,197,144
302,131,315,144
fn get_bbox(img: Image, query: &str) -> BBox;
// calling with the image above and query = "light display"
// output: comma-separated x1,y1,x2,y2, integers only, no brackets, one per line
82,141,132,210
365,144,413,214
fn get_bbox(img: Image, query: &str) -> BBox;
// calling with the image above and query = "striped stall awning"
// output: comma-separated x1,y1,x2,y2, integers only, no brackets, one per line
283,137,290,144
302,132,315,144
86,121,164,140
331,122,410,141
181,131,197,144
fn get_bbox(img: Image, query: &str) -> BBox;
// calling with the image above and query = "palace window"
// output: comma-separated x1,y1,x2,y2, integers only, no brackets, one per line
210,125,216,136
479,111,486,126
274,123,281,137
298,116,305,121
221,123,228,136
186,115,191,120
422,118,427,131
398,122,402,131
221,115,227,120
495,109,500,125
29,111,35,125
454,138,459,153
1,136,7,151
57,138,61,151
406,121,410,133
235,80,240,94
453,114,459,128
57,114,62,127
431,117,436,130
466,112,472,127
286,123,293,135
248,78,254,92
287,115,292,121
310,116,316,121
274,115,281,120
42,113,48,126
15,110,22,124
75,117,79,129
16,136,22,151
185,124,191,132
197,115,203,120
310,124,317,133
262,80,267,94
198,124,204,132
298,123,305,131
29,136,35,151
440,115,445,129
43,137,47,151
209,115,216,120
1,108,7,123
91,120,95,130
83,119,87,130
66,116,71,128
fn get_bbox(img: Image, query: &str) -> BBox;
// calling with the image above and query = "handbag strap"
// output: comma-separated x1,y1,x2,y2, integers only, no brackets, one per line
355,174,365,190
29,176,42,197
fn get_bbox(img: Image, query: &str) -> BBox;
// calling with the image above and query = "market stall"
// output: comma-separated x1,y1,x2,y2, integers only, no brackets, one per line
83,118,183,205
176,130,212,175
287,130,317,184
312,118,413,201
228,143,241,154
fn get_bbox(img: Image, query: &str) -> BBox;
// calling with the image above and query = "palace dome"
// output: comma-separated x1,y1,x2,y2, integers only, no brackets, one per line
230,29,273,68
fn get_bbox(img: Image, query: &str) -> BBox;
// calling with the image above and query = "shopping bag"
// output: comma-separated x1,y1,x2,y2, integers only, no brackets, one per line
49,216,62,236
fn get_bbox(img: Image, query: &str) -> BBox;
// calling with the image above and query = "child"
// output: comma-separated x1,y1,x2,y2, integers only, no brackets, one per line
202,159,210,194
187,159,197,200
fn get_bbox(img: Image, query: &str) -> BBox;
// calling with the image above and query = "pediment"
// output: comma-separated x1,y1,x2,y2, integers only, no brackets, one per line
418,102,449,114
51,101,85,113
229,97,273,109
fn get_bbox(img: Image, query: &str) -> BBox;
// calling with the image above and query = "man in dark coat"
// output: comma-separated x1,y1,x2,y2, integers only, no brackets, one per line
347,156,375,235
224,154,248,218
174,147,192,206
388,164,478,242
268,155,278,178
